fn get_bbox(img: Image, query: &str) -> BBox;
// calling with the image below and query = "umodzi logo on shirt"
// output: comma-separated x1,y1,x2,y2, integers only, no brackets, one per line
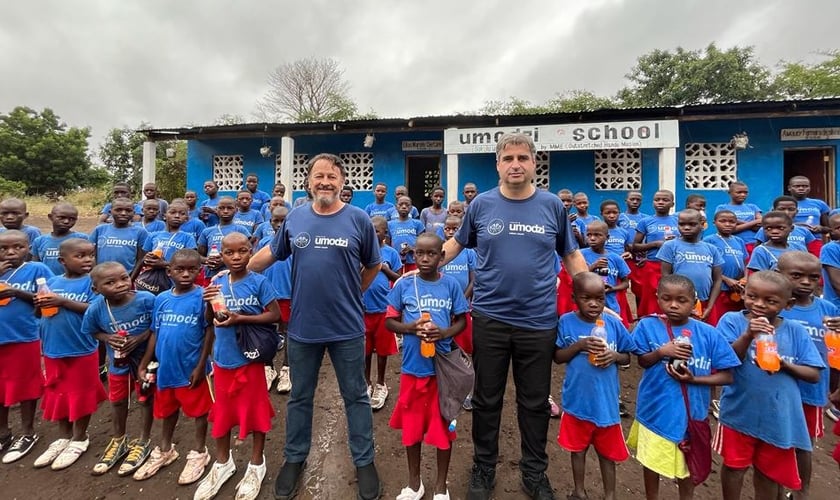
508,221,546,235
313,235,349,248
293,232,311,248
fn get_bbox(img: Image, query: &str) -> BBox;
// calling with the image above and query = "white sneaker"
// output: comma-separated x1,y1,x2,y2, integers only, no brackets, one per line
370,383,389,410
194,453,236,500
33,438,69,468
433,490,451,500
52,437,89,470
276,366,292,394
235,458,266,500
396,482,424,500
264,365,277,391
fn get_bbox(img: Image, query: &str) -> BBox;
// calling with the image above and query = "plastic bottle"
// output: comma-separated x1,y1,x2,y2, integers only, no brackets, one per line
755,332,780,372
670,329,692,371
113,329,130,367
448,419,457,433
0,282,10,306
139,361,159,403
806,215,815,226
36,277,59,317
693,299,703,317
663,225,673,240
151,240,164,258
210,291,229,322
208,244,220,258
824,329,840,370
588,319,607,365
420,311,435,358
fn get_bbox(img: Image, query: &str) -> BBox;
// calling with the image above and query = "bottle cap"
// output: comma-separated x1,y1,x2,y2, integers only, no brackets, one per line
681,329,692,337
36,277,47,285
595,319,605,327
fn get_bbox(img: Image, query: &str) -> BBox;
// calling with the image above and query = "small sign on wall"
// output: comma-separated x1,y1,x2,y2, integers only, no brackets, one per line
781,127,840,141
402,140,443,151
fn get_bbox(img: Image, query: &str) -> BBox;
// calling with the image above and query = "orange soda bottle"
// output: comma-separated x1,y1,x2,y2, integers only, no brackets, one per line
419,311,435,358
35,277,59,317
693,299,703,317
825,329,840,370
588,319,607,365
755,333,780,372
0,282,10,306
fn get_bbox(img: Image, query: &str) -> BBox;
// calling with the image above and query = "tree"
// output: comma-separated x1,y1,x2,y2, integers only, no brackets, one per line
0,106,95,195
255,57,368,122
155,140,186,202
99,125,146,195
617,43,775,106
478,90,617,115
775,50,840,98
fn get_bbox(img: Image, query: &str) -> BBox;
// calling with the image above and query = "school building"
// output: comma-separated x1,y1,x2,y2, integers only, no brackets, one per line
142,97,840,212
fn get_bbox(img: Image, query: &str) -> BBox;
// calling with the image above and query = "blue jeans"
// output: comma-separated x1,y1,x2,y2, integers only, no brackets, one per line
284,336,375,466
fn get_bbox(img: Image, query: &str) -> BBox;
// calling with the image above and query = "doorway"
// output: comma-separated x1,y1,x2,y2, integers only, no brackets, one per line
783,147,835,205
406,156,441,209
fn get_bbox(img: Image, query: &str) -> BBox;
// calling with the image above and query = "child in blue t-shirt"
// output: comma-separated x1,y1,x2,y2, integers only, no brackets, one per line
631,190,678,317
365,182,395,219
629,274,740,499
134,249,213,483
385,233,469,500
788,175,830,235
618,190,649,232
98,182,132,224
755,196,819,256
440,215,476,358
196,232,280,500
31,202,88,276
33,238,105,471
89,197,149,275
364,217,402,411
747,211,805,272
703,210,748,325
821,212,840,308
134,199,165,233
658,209,724,322
581,221,631,326
133,201,198,294
716,271,824,499
714,181,762,245
776,251,838,499
573,192,601,237
82,262,156,477
419,185,448,234
254,200,286,243
554,272,636,500
388,196,425,273
0,230,53,464
232,190,264,234
0,198,42,245
197,196,251,281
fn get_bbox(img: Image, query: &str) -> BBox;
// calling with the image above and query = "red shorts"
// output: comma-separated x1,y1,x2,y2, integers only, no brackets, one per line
452,312,473,355
108,372,143,403
41,352,106,422
714,424,801,490
0,340,44,406
209,363,274,439
615,290,633,328
557,412,629,462
803,404,824,439
636,261,663,317
556,268,575,316
364,312,398,356
627,258,643,301
706,290,743,326
154,379,213,419
389,374,455,449
278,299,291,324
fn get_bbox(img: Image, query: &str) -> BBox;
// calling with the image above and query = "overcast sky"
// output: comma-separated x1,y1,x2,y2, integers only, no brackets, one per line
2,0,839,152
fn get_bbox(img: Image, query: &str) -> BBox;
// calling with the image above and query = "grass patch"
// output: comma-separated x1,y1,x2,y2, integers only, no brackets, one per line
21,187,109,217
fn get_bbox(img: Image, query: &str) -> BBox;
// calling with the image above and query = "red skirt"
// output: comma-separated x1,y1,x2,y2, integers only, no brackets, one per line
706,292,743,326
636,260,663,317
41,352,106,422
209,363,275,439
389,374,455,449
0,341,44,406
556,268,576,316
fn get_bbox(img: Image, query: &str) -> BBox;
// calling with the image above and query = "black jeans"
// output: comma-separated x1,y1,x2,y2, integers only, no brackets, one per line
470,311,555,478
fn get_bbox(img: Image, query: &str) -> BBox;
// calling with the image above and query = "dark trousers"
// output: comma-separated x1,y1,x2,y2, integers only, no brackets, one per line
470,312,555,478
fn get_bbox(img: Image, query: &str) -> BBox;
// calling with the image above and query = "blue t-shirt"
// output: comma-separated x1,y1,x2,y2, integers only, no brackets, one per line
718,312,824,450
556,313,637,426
134,220,165,233
635,214,679,260
258,236,292,299
821,241,840,307
714,203,762,241
702,234,747,290
89,224,149,271
247,189,272,212
440,247,476,294
134,199,168,220
81,291,155,375
420,207,448,235
794,197,830,225
180,218,207,241
197,224,252,277
365,201,395,219
388,219,425,264
454,188,578,330
618,212,649,231
387,275,469,377
779,298,838,407
576,214,601,230
634,316,740,443
0,262,54,344
363,245,402,313
755,226,815,248
231,209,264,234
198,198,220,227
143,231,198,261
605,226,631,256
152,287,210,389
271,203,381,343
0,225,42,245
386,205,420,220
657,239,724,301
40,275,97,358
31,232,89,276
253,221,276,242
212,272,279,369
747,243,806,272
579,248,630,313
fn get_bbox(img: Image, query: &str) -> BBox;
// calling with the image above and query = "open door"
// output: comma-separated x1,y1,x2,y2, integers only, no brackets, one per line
784,147,835,204
405,156,441,209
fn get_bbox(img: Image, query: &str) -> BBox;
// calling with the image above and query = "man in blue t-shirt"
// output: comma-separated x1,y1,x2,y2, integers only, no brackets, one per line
249,153,383,500
442,133,587,499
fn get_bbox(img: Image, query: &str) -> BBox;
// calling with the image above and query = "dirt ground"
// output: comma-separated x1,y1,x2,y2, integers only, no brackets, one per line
3,215,838,499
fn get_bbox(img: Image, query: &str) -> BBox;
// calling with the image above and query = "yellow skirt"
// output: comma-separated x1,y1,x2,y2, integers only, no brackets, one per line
626,420,689,479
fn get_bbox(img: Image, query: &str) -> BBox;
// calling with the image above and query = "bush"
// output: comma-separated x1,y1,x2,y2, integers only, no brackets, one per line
0,177,27,197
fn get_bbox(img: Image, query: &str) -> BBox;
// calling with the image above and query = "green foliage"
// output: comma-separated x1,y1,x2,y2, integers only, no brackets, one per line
480,91,617,115
99,125,147,195
775,50,840,98
155,141,186,202
617,43,775,106
0,177,27,197
0,106,94,196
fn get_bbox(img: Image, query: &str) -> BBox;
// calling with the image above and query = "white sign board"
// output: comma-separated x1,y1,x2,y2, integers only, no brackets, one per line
443,120,679,154
781,128,840,141
401,140,442,151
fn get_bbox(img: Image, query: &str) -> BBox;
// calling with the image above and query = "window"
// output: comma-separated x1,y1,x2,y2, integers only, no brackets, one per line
340,152,374,191
594,149,641,190
684,143,737,190
275,154,310,190
212,155,243,191
535,151,550,189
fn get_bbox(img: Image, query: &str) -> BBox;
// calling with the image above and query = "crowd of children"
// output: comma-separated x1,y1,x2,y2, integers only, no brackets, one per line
1,173,839,500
